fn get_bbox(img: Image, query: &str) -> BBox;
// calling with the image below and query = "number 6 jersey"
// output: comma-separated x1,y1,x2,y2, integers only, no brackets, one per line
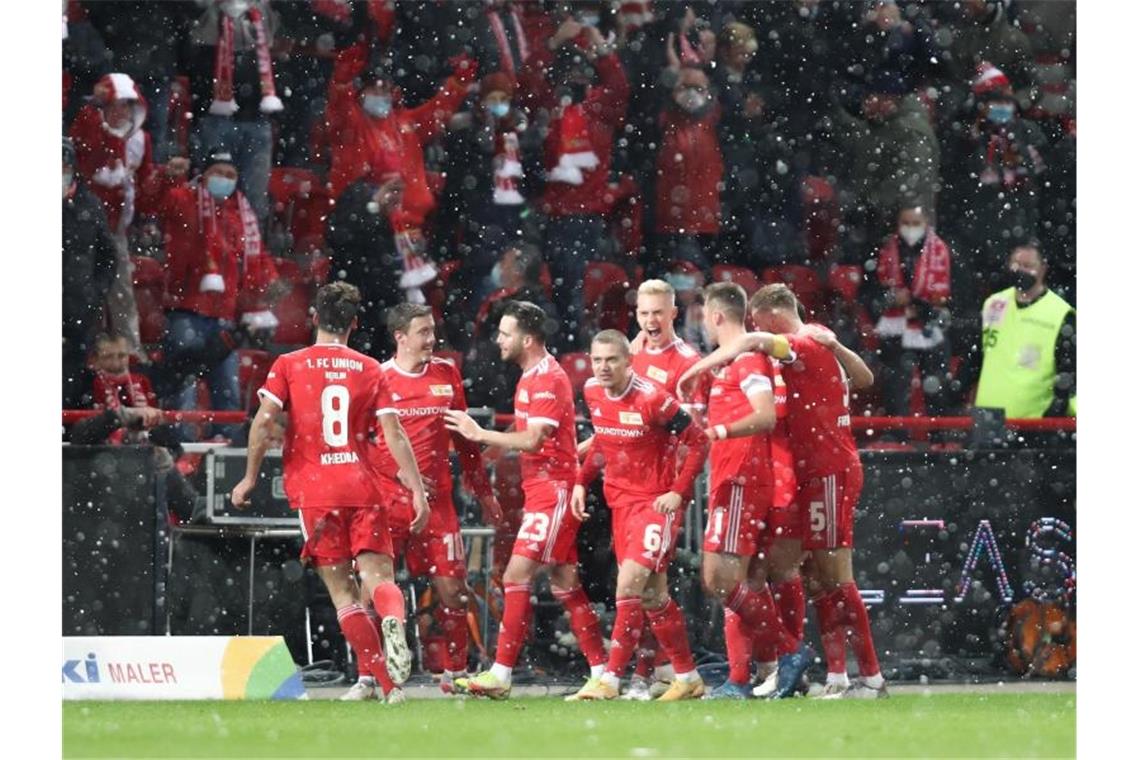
258,342,397,509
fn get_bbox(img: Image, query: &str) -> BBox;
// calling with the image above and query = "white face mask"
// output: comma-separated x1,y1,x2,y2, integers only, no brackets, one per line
899,223,926,247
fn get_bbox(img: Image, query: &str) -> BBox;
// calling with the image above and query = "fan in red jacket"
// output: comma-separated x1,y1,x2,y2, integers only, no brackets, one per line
149,147,280,424
654,64,723,272
325,42,476,300
69,73,188,359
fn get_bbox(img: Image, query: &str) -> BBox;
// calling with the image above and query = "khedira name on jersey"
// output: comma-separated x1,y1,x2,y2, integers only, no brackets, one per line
320,451,360,465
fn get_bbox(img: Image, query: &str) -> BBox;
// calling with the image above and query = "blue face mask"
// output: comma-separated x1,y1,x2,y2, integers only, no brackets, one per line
987,103,1015,124
579,14,600,28
488,101,511,119
206,175,237,200
363,94,392,118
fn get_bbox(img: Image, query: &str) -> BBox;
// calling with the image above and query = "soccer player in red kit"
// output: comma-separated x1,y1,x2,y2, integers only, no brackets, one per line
231,283,429,704
444,301,608,699
686,283,813,700
374,303,503,694
680,283,887,699
574,279,711,699
567,330,709,701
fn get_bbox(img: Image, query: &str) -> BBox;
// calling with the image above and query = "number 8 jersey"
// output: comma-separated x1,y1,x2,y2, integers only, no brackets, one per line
258,342,397,510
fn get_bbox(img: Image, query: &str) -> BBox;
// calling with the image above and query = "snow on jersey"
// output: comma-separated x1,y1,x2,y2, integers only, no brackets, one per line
706,351,775,491
514,353,578,487
259,343,396,509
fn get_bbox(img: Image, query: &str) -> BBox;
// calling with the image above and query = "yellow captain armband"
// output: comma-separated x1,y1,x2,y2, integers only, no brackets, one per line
770,334,791,360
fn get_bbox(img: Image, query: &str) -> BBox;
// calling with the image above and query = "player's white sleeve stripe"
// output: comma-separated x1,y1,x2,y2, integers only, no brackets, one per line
375,407,397,416
740,374,773,398
527,416,559,428
257,388,284,408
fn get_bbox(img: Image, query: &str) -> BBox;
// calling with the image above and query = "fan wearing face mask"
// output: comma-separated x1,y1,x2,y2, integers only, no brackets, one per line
326,40,477,304
147,147,283,438
871,203,955,418
69,73,189,363
652,62,722,274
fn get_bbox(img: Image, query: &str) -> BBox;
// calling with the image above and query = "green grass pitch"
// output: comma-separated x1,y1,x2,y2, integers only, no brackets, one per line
64,693,1075,758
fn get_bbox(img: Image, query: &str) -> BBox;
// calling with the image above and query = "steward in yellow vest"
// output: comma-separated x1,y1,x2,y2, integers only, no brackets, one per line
974,245,1075,418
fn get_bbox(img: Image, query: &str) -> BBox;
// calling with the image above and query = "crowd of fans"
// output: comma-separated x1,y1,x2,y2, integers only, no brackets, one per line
62,0,1077,437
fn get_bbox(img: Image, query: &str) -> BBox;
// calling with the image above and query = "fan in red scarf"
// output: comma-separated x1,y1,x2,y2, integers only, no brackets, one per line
208,0,284,116
88,334,162,445
326,41,477,301
874,204,952,349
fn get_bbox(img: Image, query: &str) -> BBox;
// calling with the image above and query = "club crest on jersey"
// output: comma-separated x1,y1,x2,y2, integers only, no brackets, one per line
619,411,644,426
647,366,669,384
429,384,454,397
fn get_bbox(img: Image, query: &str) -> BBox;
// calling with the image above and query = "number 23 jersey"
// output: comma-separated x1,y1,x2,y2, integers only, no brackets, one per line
259,343,397,509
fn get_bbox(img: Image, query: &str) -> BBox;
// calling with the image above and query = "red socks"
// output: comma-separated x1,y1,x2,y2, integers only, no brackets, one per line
812,591,847,675
494,582,532,669
632,621,658,678
813,583,881,677
723,609,753,684
771,577,806,641
837,582,881,677
726,583,798,657
605,596,644,676
371,582,406,623
437,605,469,673
553,586,607,668
337,604,394,693
646,599,696,674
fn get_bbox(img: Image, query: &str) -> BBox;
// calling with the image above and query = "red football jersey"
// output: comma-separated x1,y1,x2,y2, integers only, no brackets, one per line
581,374,691,509
372,356,468,495
514,353,578,487
631,338,710,413
779,327,861,477
770,357,797,507
706,351,775,492
259,343,395,509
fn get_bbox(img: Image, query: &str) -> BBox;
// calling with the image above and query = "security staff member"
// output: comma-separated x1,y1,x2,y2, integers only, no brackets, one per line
973,243,1075,418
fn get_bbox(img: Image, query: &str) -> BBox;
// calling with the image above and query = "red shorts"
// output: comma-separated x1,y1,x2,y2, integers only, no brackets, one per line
759,502,803,558
299,506,393,567
511,481,580,565
703,481,772,557
796,466,864,550
612,503,683,573
387,489,466,579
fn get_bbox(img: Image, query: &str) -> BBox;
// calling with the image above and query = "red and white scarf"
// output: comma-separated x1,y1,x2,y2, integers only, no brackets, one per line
493,130,525,205
877,230,951,304
210,2,284,116
486,6,529,75
546,103,597,185
394,228,437,303
197,181,264,275
92,371,151,445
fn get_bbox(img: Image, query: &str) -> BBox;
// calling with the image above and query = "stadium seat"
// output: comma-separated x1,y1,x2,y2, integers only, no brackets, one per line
237,349,272,411
558,352,593,396
711,264,762,297
583,261,635,334
828,265,864,305
762,265,824,316
131,255,167,346
270,257,315,346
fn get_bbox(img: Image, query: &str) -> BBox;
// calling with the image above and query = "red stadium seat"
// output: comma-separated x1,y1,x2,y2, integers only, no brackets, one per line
270,257,315,345
237,349,272,411
828,265,864,305
711,265,762,297
131,256,167,345
762,265,824,317
558,352,593,395
583,261,636,334
802,176,839,260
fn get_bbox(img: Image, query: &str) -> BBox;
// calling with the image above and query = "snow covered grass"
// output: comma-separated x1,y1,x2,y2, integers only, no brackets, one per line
64,692,1074,758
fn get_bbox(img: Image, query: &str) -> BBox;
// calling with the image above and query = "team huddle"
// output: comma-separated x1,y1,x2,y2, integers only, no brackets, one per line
232,277,887,704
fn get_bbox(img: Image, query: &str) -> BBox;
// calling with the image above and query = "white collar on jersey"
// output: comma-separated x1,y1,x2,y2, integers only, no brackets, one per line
383,358,430,378
604,372,640,401
643,337,682,356
521,351,553,377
